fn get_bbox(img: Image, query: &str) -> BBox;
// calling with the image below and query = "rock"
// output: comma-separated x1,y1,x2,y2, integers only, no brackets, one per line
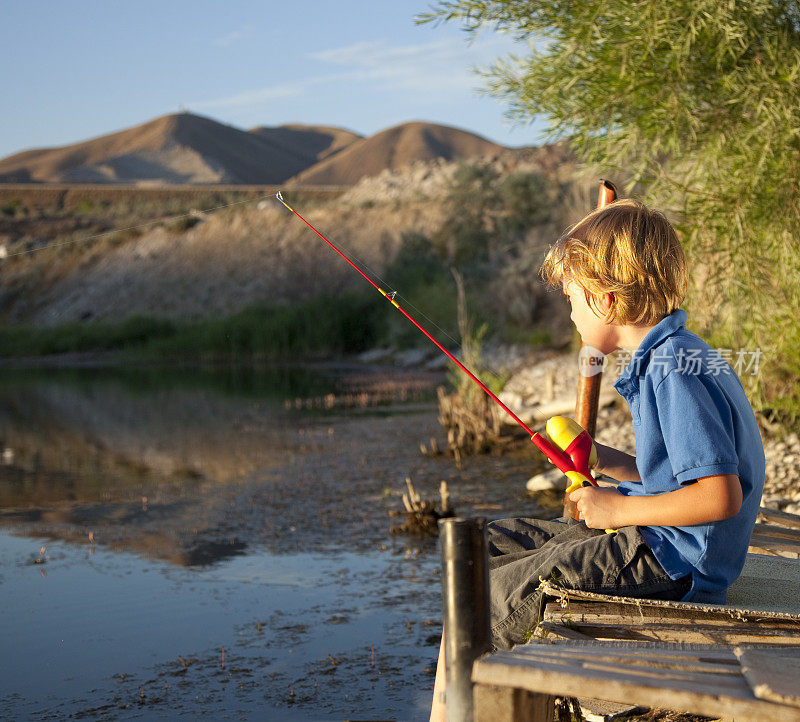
526,468,567,492
394,348,430,367
425,354,450,371
357,347,395,364
498,390,523,411
762,495,788,509
485,343,798,504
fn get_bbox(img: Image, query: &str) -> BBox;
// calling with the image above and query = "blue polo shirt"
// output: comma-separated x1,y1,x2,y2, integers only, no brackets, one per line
613,310,765,603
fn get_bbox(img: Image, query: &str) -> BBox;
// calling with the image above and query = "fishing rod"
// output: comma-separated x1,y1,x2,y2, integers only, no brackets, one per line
275,181,617,490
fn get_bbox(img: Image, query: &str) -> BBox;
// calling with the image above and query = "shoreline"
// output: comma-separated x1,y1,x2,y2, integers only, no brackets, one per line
2,345,796,514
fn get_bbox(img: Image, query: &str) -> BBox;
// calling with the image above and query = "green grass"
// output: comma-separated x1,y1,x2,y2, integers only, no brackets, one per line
0,316,177,357
0,293,385,361
0,364,341,404
145,293,382,359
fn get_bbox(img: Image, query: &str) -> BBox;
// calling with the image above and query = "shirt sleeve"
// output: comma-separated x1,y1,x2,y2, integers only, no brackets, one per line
654,369,740,484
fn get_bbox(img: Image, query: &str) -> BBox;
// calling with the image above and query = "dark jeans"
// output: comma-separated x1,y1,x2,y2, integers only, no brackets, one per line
488,517,691,650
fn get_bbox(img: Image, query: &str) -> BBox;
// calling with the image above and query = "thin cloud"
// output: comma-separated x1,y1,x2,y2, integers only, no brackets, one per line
310,38,461,66
212,26,253,47
190,34,524,112
190,82,305,111
310,35,521,90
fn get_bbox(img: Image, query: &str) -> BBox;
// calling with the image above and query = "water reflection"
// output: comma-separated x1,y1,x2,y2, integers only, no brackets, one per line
0,365,338,488
0,364,443,566
0,364,546,720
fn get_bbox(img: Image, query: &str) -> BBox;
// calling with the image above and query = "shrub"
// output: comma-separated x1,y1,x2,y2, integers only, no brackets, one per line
424,0,800,427
165,216,200,234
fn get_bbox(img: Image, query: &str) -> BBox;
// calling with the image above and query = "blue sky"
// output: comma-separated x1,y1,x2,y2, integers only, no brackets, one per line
0,1,547,159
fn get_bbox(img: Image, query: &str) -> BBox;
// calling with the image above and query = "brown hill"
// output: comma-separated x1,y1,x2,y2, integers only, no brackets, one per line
0,116,508,187
248,124,362,167
0,113,325,185
290,121,506,186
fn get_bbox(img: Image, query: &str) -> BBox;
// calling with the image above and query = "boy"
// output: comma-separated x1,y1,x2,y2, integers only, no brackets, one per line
429,198,765,721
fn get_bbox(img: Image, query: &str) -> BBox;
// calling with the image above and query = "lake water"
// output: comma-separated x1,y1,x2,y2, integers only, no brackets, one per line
0,364,557,721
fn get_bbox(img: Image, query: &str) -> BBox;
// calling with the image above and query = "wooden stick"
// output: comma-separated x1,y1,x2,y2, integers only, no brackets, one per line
440,481,450,514
565,180,617,519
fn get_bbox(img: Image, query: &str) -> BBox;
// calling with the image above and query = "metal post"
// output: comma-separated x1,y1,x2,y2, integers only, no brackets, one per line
439,517,491,722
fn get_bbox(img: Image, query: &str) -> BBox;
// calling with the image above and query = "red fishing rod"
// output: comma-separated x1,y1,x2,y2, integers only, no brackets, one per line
275,186,615,486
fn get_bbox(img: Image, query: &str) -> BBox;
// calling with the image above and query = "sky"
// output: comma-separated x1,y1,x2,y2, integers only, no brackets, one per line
0,1,548,160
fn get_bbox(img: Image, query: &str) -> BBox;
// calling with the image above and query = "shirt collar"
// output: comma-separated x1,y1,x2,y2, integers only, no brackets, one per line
633,309,686,363
616,309,687,383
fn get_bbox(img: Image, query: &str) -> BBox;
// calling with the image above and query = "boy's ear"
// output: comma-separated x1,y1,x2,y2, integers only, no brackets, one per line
597,292,615,316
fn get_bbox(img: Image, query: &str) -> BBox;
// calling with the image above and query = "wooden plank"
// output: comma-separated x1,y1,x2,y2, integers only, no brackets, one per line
473,644,800,721
546,599,698,621
515,644,744,680
519,646,740,675
729,554,800,614
735,647,800,709
546,621,800,646
520,639,739,656
473,683,554,722
515,653,746,691
520,639,740,657
474,653,756,718
759,507,800,530
536,620,595,641
484,642,742,678
752,523,800,542
749,534,800,557
543,600,800,629
543,618,800,641
544,599,800,630
577,697,649,720
539,581,800,621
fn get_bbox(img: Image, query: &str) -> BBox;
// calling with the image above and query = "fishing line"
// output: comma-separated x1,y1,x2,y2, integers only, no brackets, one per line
4,192,475,358
1,186,464,352
276,189,540,435
277,182,621,502
274,190,526,391
321,244,464,352
270,194,466,352
4,184,523,396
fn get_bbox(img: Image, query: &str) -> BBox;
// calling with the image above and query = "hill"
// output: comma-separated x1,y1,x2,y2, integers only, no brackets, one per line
0,115,509,186
291,121,506,186
248,123,362,168
0,114,353,185
0,145,580,332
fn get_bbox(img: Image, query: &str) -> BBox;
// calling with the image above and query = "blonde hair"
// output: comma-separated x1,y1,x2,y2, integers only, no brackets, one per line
541,198,687,325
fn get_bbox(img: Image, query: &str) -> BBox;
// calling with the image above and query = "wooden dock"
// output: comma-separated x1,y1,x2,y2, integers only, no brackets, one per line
470,509,800,721
463,314,800,721
474,641,800,721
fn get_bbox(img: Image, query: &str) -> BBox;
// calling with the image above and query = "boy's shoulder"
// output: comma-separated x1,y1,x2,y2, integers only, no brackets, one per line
620,321,719,382
615,310,749,404
646,329,722,385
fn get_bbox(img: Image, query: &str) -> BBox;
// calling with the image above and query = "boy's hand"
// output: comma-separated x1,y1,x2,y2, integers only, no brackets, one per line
569,486,625,529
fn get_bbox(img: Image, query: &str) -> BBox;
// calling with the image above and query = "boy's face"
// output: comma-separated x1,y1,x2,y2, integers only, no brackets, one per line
563,280,616,354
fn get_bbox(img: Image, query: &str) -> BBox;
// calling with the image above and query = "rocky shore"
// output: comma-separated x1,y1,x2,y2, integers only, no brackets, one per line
492,348,800,513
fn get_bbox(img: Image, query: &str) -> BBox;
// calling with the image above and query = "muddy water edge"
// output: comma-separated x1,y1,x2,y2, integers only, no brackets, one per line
0,363,559,721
